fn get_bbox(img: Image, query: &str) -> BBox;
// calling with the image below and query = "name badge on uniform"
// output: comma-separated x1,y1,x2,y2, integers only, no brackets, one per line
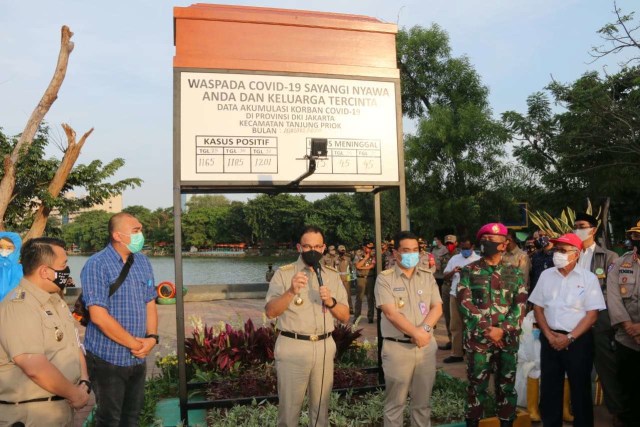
419,301,428,316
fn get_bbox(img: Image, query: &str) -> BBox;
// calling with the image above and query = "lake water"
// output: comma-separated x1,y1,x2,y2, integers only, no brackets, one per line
67,255,298,287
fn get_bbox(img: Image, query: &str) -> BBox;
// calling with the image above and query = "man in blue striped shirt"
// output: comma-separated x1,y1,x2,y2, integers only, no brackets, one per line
81,213,158,426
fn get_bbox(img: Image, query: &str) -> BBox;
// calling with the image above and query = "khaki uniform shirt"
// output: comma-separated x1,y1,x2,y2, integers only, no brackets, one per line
607,252,640,351
375,265,442,340
336,254,352,281
502,246,531,288
0,279,82,402
266,258,348,334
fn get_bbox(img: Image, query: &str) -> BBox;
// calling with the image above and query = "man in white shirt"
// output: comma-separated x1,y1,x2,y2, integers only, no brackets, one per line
442,238,480,363
529,233,606,427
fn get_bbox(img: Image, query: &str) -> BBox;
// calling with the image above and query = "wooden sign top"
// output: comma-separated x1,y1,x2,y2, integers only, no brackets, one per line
174,4,399,79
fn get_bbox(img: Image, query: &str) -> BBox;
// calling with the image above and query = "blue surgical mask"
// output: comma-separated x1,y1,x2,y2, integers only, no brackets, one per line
532,329,541,340
461,249,473,258
400,252,420,269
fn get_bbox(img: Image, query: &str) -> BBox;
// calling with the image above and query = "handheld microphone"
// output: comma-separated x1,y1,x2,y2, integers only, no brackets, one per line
312,263,324,287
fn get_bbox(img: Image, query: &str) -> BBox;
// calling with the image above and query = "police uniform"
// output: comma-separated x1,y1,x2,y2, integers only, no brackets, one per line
457,250,527,422
0,279,82,426
336,246,353,311
322,246,338,269
354,246,376,321
375,264,441,427
607,250,640,426
265,258,348,427
502,245,531,289
439,242,459,344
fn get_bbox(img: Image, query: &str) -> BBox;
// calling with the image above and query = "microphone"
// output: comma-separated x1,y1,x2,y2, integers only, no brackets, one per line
312,263,324,286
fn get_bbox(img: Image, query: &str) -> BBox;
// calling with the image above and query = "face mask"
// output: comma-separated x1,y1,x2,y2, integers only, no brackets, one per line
532,329,541,340
573,228,593,242
301,250,323,267
461,249,473,258
121,232,145,253
553,252,574,269
431,240,437,247
49,266,72,290
480,240,502,257
0,249,13,258
446,242,456,254
399,252,420,269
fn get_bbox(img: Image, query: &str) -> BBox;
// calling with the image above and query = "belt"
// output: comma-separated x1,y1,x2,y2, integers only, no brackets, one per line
383,336,413,344
0,395,64,405
280,331,331,342
551,329,569,334
357,274,372,278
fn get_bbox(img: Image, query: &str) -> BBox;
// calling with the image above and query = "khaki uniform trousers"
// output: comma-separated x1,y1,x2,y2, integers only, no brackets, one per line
441,282,452,339
449,296,464,357
340,278,352,310
382,338,437,427
0,399,72,427
275,334,336,427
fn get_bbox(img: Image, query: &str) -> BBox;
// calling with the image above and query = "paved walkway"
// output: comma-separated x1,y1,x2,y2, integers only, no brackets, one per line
75,299,613,426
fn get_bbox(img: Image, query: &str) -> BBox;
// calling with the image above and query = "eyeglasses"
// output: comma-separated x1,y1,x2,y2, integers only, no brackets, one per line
300,244,325,251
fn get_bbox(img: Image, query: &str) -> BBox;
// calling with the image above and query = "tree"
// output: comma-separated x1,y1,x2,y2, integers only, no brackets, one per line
0,125,142,233
591,0,640,65
62,210,112,253
0,26,74,232
398,25,515,237
186,195,230,210
243,194,310,245
306,194,369,248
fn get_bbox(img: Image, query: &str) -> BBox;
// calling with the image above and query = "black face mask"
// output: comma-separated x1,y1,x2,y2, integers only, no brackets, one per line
632,240,640,252
301,250,323,267
480,240,503,257
49,266,72,290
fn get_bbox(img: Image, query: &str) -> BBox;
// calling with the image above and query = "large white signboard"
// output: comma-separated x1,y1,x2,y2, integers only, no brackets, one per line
179,72,399,185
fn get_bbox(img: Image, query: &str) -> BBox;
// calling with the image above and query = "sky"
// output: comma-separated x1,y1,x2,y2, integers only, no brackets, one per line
0,0,635,210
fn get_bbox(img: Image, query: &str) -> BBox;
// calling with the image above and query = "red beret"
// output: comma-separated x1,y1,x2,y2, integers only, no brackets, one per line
550,233,583,251
476,223,508,241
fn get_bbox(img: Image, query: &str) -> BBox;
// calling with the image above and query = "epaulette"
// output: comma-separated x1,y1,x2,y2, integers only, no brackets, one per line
279,263,295,271
10,287,26,302
324,265,338,272
417,266,432,273
381,268,394,275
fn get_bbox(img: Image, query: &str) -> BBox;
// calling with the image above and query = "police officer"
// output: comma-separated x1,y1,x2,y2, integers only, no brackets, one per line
354,241,376,323
375,230,442,427
265,226,349,427
438,234,459,350
336,245,354,313
502,230,531,290
457,223,528,427
322,245,338,268
607,219,640,427
572,212,621,424
0,237,89,426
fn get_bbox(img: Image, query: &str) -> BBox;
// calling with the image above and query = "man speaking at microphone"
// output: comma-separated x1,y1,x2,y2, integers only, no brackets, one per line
265,225,349,427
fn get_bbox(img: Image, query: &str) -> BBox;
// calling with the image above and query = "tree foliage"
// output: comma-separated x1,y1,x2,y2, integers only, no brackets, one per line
398,25,519,238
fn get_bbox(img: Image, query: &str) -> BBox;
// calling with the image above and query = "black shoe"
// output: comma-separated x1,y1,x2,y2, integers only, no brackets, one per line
438,342,452,350
443,356,464,364
465,419,479,427
368,318,374,324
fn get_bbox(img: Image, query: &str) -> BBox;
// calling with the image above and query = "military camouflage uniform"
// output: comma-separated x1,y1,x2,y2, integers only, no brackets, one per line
457,259,528,421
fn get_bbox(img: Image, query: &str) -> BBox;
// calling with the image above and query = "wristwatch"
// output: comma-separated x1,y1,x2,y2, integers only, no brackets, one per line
325,297,337,309
566,333,576,344
422,324,432,333
145,334,160,344
78,379,92,394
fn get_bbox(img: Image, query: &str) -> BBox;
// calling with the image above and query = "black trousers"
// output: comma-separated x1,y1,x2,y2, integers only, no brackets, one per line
540,330,594,427
86,351,147,427
616,342,640,427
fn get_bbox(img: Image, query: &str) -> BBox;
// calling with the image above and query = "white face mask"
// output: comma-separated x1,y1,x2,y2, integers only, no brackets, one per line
553,252,573,269
573,228,592,242
0,249,13,258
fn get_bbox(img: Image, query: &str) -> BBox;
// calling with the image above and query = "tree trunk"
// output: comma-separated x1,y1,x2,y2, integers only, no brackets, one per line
24,124,93,241
0,26,74,231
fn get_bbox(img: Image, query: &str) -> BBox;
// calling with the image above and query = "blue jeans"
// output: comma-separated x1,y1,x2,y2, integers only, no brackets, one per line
86,351,146,427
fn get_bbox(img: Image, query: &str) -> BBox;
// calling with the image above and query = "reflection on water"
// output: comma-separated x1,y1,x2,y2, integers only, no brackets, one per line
67,255,298,287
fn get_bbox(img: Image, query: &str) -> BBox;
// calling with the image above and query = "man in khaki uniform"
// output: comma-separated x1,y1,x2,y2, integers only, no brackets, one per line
606,219,640,426
354,241,376,323
0,237,89,426
502,230,531,289
375,230,443,427
265,226,349,427
322,245,338,268
336,244,354,313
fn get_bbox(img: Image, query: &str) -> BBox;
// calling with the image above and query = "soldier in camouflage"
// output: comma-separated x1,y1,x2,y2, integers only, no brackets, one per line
457,223,528,427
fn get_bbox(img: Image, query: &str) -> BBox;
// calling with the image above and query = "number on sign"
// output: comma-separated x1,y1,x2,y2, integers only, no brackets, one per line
363,160,374,169
227,158,244,167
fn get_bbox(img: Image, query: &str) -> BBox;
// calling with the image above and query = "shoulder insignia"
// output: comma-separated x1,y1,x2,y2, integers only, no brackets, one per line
381,268,394,276
279,263,295,271
10,288,26,302
621,262,633,268
417,266,432,273
324,265,338,272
